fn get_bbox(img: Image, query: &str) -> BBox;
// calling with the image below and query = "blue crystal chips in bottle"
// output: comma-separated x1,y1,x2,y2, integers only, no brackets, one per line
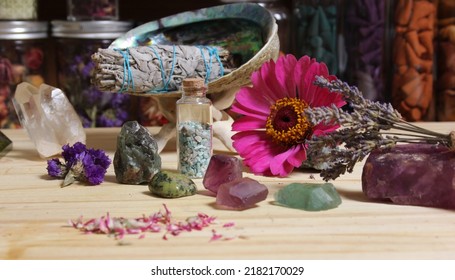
176,78,213,178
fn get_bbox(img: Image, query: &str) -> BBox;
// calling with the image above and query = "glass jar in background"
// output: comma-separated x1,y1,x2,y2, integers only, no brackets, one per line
0,21,53,128
342,0,387,102
389,0,437,121
67,0,119,21
0,0,38,20
52,20,133,128
436,0,455,121
220,0,291,54
292,0,340,75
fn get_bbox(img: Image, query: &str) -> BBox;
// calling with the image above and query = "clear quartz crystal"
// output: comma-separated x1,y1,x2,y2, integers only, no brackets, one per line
176,78,213,178
12,82,86,158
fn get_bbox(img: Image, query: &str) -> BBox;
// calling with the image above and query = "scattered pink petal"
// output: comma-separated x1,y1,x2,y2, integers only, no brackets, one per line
223,222,235,228
210,229,223,242
69,204,236,241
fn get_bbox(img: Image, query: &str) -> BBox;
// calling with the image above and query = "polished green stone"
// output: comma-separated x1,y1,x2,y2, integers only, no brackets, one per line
148,171,197,198
274,183,342,211
0,131,12,158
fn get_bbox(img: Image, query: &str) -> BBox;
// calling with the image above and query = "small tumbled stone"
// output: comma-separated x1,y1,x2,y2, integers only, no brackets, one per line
114,121,161,184
274,183,342,211
203,155,243,194
362,144,455,209
149,171,197,198
0,131,12,158
216,177,268,209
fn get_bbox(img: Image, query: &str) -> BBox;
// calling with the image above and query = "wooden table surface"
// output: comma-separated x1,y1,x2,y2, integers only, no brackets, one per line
1,122,455,260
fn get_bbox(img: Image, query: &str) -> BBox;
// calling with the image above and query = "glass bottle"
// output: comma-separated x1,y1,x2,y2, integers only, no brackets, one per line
292,0,340,75
67,0,119,21
436,0,455,121
0,21,53,128
389,0,437,121
51,20,133,128
342,0,387,102
176,78,213,179
0,0,38,20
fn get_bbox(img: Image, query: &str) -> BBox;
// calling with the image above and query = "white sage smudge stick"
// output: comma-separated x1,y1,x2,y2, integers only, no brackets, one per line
91,45,237,93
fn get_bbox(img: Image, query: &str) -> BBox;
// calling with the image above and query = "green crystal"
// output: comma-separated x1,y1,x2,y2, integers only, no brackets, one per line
148,171,197,198
274,183,342,211
0,131,12,158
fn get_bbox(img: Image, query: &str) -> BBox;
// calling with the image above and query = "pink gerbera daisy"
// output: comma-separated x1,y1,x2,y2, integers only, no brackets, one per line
231,55,346,177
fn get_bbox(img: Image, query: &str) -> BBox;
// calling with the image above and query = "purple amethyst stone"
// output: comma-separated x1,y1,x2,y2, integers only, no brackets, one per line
362,144,455,209
203,154,243,194
216,177,268,209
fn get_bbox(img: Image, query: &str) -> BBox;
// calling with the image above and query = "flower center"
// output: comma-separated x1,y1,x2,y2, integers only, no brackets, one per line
265,97,312,146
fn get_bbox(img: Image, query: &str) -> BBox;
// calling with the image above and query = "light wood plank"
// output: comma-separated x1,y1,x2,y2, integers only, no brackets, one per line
1,124,455,259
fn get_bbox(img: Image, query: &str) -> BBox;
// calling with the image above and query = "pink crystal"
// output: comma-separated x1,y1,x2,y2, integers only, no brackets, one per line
12,82,86,158
216,177,268,209
362,144,455,209
203,154,243,193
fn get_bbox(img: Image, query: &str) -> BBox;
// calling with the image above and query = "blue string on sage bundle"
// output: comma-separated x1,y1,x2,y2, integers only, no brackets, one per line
91,45,237,94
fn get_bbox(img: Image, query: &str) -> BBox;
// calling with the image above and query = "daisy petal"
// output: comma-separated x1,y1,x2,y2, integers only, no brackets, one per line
275,54,298,98
231,99,269,120
231,115,267,131
269,147,302,176
234,87,271,115
251,63,282,102
285,145,307,166
232,130,266,149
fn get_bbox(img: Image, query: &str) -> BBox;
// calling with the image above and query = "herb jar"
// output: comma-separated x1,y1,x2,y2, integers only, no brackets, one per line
389,0,437,121
292,0,340,75
0,0,38,20
436,0,455,121
51,20,133,127
176,78,213,179
67,0,119,21
342,0,387,102
0,21,52,128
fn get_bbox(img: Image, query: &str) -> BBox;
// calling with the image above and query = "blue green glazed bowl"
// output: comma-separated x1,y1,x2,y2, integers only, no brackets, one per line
110,3,279,100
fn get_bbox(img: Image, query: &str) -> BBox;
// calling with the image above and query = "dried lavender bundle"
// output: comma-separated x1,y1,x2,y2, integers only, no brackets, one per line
91,45,237,93
305,76,453,181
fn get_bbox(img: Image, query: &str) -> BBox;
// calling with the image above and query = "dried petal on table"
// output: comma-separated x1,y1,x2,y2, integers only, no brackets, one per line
69,204,236,242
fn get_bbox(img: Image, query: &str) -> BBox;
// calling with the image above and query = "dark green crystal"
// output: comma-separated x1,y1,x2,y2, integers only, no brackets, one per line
114,121,161,184
274,183,342,211
0,131,12,158
149,171,197,198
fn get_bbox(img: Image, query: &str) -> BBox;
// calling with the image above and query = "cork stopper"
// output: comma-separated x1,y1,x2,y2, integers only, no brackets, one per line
182,78,206,96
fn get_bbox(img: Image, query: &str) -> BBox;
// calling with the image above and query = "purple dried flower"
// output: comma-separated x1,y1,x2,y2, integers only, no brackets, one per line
79,113,93,128
47,142,111,187
82,87,103,106
77,86,130,128
81,155,107,185
81,61,95,78
97,108,128,127
62,142,87,166
46,158,67,178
